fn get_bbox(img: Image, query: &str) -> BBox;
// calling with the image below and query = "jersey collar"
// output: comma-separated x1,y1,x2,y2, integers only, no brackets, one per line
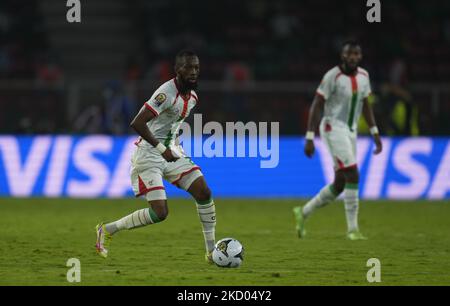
338,65,358,76
173,77,192,101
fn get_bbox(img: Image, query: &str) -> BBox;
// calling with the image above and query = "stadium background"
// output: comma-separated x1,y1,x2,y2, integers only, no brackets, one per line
1,0,450,287
1,0,449,199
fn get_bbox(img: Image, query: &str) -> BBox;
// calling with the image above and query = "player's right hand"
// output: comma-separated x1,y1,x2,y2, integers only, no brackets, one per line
373,134,383,155
304,140,315,158
162,149,180,162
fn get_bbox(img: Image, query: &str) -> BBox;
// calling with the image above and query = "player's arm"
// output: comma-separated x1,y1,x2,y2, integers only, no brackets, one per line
130,105,179,162
304,94,325,158
362,97,382,155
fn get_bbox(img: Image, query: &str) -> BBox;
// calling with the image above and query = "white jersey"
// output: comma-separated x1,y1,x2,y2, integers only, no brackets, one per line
135,78,198,153
316,66,372,132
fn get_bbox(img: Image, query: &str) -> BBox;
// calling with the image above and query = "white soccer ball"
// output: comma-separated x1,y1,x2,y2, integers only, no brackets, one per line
212,238,244,268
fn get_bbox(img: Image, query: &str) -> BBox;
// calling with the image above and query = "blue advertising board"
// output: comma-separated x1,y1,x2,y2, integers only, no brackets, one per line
0,136,449,199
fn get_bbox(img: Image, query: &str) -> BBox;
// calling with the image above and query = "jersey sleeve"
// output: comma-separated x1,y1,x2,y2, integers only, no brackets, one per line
316,70,335,100
144,91,174,117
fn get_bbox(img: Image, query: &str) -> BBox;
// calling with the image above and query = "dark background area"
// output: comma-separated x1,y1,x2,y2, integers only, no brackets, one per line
0,0,449,135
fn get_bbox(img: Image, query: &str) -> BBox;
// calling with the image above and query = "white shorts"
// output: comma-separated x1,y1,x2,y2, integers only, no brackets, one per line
320,118,357,171
130,145,203,201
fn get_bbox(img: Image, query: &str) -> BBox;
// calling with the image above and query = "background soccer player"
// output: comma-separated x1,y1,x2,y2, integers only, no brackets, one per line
95,50,217,263
293,40,383,240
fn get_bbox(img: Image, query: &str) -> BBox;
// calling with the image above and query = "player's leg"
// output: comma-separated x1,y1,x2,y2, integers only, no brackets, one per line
293,171,344,238
302,171,344,219
341,165,366,240
105,166,168,234
96,199,168,258
95,165,167,258
103,199,168,235
165,157,216,262
293,121,343,238
186,176,216,258
341,135,367,240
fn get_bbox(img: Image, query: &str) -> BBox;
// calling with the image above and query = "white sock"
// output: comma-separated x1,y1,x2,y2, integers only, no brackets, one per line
303,185,339,218
105,208,160,235
344,185,359,232
196,199,216,253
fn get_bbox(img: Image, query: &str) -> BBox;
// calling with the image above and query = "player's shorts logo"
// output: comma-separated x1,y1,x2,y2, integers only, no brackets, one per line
154,93,167,106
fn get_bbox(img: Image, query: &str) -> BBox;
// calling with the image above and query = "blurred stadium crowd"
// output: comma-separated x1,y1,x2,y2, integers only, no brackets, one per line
1,0,449,135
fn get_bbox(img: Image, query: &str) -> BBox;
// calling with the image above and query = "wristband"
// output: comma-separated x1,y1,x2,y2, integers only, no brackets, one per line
306,131,315,140
155,143,167,154
370,126,379,135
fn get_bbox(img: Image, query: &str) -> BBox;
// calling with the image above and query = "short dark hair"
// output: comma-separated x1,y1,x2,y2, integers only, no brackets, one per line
175,50,197,64
341,39,361,50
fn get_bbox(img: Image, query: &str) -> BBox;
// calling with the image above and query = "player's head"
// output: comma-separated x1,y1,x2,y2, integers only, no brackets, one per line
175,50,200,90
340,40,362,72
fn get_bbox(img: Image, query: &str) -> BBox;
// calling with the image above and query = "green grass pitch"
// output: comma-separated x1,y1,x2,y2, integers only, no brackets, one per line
0,198,449,285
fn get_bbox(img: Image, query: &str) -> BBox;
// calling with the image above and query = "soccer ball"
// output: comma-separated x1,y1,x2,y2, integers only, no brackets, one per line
212,238,244,268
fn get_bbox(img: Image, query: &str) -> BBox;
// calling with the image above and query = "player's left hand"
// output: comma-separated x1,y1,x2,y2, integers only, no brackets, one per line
373,134,382,155
304,140,315,158
162,149,180,162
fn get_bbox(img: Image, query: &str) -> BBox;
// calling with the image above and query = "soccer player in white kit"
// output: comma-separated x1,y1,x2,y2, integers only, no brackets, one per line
293,41,383,240
95,51,216,263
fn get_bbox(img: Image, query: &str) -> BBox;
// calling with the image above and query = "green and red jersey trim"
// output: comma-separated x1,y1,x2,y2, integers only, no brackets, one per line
347,75,358,131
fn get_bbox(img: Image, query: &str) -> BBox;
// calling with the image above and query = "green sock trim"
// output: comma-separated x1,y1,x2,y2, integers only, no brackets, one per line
147,208,161,223
196,199,213,205
328,185,340,196
345,183,359,190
